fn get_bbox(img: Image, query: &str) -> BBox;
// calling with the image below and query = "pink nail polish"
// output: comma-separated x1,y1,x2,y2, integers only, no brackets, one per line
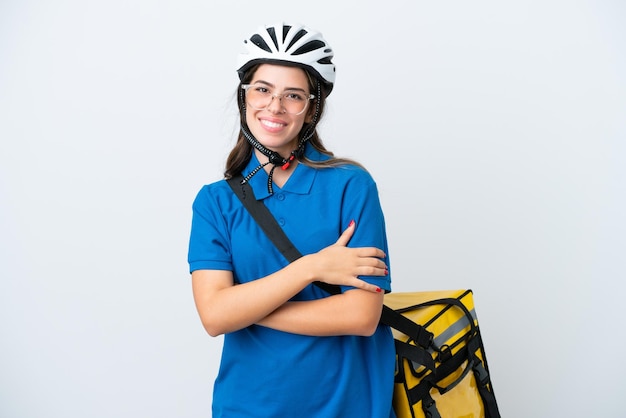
349,220,355,227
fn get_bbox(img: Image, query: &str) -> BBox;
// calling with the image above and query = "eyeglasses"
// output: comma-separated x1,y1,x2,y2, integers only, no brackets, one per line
241,83,315,115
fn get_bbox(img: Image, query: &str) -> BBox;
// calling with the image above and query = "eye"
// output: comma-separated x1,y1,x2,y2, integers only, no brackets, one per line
254,86,270,94
285,92,306,101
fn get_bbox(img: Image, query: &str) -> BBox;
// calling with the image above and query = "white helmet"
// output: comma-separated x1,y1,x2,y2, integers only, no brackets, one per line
236,22,336,94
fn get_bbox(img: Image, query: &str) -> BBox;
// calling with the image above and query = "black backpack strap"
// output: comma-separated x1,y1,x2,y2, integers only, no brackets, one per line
381,305,433,349
467,336,501,418
227,175,340,295
228,176,302,263
422,392,442,418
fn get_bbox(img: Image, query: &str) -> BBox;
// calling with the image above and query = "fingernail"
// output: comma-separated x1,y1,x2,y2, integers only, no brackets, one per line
384,269,389,276
349,220,355,227
376,287,382,293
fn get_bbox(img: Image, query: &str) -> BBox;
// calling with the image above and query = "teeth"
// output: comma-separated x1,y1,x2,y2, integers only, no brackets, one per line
261,120,284,129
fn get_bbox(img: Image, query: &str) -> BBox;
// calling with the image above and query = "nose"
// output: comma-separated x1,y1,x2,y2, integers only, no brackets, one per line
266,95,286,114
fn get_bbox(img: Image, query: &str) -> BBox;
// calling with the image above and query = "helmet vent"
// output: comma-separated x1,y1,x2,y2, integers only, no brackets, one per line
293,40,325,55
266,27,279,50
286,29,309,51
249,34,272,53
282,25,292,43
318,57,333,65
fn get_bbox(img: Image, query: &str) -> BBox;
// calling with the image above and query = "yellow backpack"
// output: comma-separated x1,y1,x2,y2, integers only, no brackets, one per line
382,289,501,418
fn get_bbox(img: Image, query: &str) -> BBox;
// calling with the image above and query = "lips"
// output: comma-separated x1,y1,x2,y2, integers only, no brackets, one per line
260,118,287,131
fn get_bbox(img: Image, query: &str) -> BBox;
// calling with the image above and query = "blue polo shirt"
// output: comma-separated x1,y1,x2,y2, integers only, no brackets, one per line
188,144,396,418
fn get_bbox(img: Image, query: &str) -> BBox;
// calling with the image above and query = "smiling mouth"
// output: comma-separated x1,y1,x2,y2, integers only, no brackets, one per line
260,119,286,129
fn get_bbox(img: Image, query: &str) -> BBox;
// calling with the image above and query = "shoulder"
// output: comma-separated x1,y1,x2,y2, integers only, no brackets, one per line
192,179,239,212
193,178,227,200
317,163,377,189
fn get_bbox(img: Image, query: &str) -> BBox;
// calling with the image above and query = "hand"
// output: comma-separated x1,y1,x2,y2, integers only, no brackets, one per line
307,221,387,293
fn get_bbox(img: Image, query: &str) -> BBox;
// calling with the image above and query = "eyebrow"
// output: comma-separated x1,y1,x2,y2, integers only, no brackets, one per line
252,79,308,93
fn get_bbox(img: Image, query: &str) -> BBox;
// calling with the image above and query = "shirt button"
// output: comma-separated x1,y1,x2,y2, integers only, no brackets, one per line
278,218,285,226
276,193,285,201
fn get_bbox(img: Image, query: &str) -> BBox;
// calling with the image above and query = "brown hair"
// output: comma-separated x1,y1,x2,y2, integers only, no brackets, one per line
223,64,365,179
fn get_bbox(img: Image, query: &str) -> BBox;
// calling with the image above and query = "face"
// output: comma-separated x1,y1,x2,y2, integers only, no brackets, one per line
244,64,312,157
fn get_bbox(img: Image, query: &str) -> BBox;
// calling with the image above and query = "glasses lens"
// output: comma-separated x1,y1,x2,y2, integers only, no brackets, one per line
245,85,309,115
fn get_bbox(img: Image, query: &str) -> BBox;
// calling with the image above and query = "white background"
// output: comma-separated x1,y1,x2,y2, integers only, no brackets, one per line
1,1,625,417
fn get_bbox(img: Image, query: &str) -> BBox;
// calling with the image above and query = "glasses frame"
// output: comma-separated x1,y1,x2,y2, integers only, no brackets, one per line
241,84,315,115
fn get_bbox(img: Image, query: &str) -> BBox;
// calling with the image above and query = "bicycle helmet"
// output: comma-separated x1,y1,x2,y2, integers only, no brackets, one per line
236,22,336,94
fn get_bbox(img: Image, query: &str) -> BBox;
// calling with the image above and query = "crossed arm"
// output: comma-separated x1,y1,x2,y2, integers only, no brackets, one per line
191,222,387,337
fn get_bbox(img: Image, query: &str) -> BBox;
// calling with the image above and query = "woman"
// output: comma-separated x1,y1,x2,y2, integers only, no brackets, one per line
188,22,396,417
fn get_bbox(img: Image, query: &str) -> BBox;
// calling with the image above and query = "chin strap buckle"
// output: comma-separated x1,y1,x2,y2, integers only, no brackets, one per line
281,155,296,170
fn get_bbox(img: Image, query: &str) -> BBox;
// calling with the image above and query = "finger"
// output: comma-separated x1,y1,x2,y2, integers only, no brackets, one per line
355,263,388,277
334,219,356,247
355,247,387,259
350,278,384,294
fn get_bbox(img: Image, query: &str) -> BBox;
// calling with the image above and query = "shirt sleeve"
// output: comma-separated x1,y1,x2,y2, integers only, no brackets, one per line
340,170,392,292
187,185,233,273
